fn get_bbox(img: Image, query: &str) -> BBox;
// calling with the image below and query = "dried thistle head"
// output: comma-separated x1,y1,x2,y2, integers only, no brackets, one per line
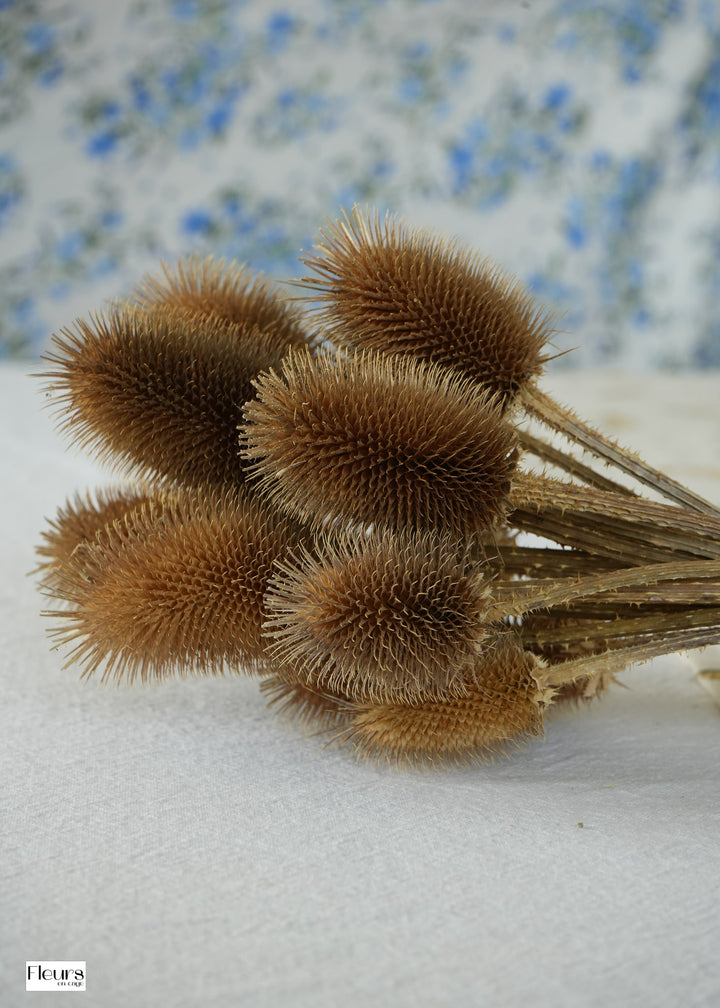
241,348,517,536
298,207,554,405
261,676,353,733
36,485,156,593
41,303,298,490
133,255,310,358
264,528,494,702
46,490,303,683
344,635,548,766
260,634,549,766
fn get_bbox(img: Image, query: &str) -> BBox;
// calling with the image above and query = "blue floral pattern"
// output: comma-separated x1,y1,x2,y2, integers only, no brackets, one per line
1,0,719,367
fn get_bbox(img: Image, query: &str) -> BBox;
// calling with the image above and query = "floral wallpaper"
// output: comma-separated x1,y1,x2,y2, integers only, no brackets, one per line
1,0,720,368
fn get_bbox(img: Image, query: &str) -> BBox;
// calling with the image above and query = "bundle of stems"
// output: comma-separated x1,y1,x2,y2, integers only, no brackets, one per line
36,218,720,766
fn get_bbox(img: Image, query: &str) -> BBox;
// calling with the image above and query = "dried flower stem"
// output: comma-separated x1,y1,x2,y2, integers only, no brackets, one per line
538,624,720,689
520,384,720,517
509,472,720,564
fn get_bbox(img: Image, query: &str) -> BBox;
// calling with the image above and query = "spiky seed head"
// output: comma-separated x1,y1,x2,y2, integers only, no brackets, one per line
46,490,303,683
263,528,494,702
133,255,310,358
260,676,353,732
298,207,554,406
41,304,298,490
345,635,548,766
241,348,517,535
36,485,157,594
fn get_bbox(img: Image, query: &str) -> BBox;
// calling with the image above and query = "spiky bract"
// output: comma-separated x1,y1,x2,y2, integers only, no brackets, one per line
345,635,547,766
47,491,303,683
241,349,517,535
133,256,309,358
299,207,553,405
36,485,157,593
42,301,300,490
264,529,493,702
260,676,353,732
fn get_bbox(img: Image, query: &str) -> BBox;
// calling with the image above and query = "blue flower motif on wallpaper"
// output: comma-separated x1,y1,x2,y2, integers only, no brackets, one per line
0,155,23,229
1,0,720,369
447,81,586,207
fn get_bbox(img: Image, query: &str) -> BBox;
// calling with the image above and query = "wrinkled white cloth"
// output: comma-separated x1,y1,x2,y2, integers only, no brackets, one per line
2,364,719,1008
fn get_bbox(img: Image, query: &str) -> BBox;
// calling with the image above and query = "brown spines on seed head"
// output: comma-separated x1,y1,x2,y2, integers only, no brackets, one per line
345,635,549,766
259,634,549,766
241,349,517,536
261,676,353,732
298,207,553,406
41,302,297,491
36,485,157,593
46,490,303,683
133,256,310,358
263,528,494,703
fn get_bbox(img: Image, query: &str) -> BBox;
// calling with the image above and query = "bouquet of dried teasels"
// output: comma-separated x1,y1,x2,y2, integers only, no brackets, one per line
37,207,720,765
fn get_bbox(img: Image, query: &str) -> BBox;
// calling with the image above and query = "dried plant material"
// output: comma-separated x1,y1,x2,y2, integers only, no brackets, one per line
299,206,552,407
133,255,310,357
519,384,720,517
35,215,720,767
488,558,720,623
509,471,720,565
46,491,303,683
36,485,156,592
41,302,299,490
261,676,353,731
536,623,720,691
264,528,493,702
340,635,549,766
552,669,618,705
300,206,719,516
241,348,517,536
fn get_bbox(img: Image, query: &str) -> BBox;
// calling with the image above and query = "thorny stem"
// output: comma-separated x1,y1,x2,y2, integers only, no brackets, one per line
487,559,720,621
521,384,720,519
509,472,720,565
536,624,720,689
519,605,720,649
517,428,636,497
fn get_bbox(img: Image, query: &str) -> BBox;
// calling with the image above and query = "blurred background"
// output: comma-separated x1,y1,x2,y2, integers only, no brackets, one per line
1,0,719,368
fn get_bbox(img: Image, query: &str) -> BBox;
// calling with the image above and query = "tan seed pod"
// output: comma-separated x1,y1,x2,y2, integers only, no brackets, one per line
344,635,549,766
260,676,353,732
241,348,517,536
46,490,303,683
132,255,310,358
298,206,553,406
263,528,494,702
36,485,158,594
41,299,300,491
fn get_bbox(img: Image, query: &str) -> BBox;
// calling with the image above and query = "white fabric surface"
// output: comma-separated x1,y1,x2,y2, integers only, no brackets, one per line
2,363,720,1008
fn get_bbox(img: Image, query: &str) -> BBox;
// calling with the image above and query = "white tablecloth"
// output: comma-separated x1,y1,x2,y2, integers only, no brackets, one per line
2,364,719,1007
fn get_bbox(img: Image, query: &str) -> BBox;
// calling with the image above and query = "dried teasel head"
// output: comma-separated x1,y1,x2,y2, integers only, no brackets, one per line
46,490,304,683
41,296,303,491
298,206,554,406
241,348,517,536
344,637,548,766
261,677,352,733
132,255,310,358
263,528,494,703
261,634,550,766
36,484,157,594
